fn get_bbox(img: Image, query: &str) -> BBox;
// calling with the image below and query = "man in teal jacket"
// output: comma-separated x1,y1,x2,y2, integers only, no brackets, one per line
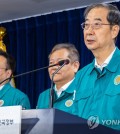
37,43,80,115
76,3,120,130
0,50,30,109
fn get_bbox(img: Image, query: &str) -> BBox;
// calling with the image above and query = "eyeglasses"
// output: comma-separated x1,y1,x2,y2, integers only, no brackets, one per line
81,22,112,30
49,59,70,66
0,68,8,70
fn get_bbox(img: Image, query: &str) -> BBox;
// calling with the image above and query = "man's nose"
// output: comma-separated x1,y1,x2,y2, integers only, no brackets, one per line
85,25,95,34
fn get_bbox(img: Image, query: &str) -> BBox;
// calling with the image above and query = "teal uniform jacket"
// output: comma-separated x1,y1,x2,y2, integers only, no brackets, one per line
75,47,120,130
0,82,30,109
37,78,82,116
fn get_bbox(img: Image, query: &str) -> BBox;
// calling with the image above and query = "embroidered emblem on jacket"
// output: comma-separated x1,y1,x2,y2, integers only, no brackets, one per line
65,100,73,107
114,75,120,85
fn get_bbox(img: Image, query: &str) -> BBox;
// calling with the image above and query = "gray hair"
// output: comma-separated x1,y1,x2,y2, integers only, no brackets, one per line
84,3,120,27
49,43,80,63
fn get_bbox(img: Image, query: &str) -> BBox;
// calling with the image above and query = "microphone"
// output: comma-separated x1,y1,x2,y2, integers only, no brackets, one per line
58,59,69,66
49,59,70,108
0,59,69,85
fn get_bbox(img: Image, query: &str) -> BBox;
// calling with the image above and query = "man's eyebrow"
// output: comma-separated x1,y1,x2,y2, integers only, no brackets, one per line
85,18,102,22
94,18,102,21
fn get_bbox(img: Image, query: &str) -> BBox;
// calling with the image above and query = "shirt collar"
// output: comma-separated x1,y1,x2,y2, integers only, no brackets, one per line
55,78,75,97
95,47,116,70
0,85,5,90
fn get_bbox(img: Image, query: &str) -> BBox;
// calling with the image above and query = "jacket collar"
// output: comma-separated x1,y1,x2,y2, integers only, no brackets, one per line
0,83,11,98
106,47,120,73
88,47,120,74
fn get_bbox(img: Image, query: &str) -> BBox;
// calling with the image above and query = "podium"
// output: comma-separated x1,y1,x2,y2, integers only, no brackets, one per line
22,108,120,134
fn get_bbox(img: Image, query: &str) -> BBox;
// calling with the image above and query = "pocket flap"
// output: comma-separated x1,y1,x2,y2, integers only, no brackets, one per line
75,88,92,101
105,85,120,96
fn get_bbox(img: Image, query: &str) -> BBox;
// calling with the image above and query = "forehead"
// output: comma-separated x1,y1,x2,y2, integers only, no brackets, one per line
85,7,109,22
0,56,7,64
50,49,69,60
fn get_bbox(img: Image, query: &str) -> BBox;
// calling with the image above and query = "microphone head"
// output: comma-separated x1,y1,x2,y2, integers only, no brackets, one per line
58,59,69,66
64,59,70,65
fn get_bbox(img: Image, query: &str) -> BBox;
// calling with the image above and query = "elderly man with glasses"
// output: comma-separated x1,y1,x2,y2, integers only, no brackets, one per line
37,43,80,116
76,3,120,130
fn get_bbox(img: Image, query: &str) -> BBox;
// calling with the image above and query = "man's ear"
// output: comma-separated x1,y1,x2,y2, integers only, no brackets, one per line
72,61,80,73
112,25,120,39
6,69,12,78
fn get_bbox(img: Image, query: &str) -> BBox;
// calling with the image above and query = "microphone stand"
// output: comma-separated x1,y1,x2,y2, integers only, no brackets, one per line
0,63,59,85
50,62,66,108
0,59,68,85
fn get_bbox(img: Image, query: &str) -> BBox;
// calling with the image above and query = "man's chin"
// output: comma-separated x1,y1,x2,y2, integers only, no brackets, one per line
53,77,63,83
53,79,60,83
86,45,97,51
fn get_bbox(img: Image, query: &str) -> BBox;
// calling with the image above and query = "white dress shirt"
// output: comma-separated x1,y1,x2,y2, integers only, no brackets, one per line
55,78,75,97
0,85,4,90
95,47,116,70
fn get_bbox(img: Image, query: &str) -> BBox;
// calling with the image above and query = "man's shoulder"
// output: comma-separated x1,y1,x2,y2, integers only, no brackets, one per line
6,83,27,98
75,62,93,84
37,88,50,108
76,62,93,76
39,88,50,96
14,88,27,96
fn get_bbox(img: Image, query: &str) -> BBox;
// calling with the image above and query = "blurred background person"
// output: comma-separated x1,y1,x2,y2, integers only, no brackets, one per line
0,50,30,109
